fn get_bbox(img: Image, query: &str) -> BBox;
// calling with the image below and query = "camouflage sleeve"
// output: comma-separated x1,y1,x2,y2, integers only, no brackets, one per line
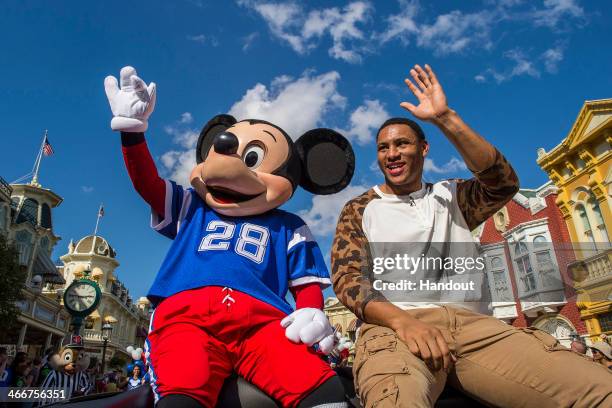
456,149,520,231
331,200,385,321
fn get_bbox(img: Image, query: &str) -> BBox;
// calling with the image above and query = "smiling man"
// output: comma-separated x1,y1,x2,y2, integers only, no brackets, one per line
331,64,612,407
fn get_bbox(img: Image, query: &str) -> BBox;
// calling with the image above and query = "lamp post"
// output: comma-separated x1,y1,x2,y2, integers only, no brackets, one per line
101,322,113,375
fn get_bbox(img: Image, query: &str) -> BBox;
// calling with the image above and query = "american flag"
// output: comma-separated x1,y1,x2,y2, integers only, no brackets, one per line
98,204,105,217
42,136,54,156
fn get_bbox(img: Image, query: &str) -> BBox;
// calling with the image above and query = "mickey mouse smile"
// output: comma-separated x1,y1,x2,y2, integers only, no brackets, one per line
206,185,262,204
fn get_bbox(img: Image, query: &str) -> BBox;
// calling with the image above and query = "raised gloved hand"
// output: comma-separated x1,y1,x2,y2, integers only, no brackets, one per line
281,308,336,354
104,66,157,133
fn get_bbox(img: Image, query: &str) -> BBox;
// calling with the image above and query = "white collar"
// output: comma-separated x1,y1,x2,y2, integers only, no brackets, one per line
374,182,428,201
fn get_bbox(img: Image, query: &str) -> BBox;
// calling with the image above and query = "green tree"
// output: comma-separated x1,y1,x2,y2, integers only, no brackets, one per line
0,234,26,328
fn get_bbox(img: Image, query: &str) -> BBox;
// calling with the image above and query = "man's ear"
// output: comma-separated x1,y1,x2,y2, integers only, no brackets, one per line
421,140,429,158
196,114,237,163
295,129,354,195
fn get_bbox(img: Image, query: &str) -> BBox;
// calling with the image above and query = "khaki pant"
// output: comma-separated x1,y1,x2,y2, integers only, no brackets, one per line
353,306,612,407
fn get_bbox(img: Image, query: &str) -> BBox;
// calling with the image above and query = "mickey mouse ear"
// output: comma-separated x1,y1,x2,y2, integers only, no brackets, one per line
295,129,355,195
196,114,237,163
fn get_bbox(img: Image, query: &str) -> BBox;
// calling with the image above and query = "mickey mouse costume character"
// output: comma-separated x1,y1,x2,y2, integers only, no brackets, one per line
104,67,354,408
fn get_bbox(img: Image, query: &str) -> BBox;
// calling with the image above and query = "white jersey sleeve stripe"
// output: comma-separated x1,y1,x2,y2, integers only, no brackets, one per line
287,224,315,252
151,179,174,232
288,276,332,287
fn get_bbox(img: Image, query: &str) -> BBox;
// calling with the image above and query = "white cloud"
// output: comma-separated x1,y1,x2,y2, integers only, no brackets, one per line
424,157,468,174
298,184,368,237
180,112,193,124
242,32,259,51
474,74,487,83
240,1,372,63
417,10,495,55
378,0,419,45
187,34,219,46
81,186,94,193
340,100,388,145
541,45,564,73
229,71,346,138
477,48,540,83
531,0,584,28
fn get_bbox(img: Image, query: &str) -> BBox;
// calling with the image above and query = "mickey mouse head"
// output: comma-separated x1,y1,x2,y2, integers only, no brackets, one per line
191,114,355,216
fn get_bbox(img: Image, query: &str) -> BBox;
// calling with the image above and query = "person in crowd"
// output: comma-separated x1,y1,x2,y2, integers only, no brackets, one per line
9,352,31,387
331,63,612,407
590,342,612,370
126,365,144,390
0,348,8,387
570,339,587,355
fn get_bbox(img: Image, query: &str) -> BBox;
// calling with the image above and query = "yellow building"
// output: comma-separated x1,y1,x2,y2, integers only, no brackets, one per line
0,177,71,358
537,99,612,341
324,297,359,342
43,235,151,366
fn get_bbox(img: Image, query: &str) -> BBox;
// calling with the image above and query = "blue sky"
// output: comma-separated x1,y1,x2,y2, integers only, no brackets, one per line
1,0,610,301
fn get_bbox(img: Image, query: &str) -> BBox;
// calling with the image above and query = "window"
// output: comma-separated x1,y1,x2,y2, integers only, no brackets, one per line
515,241,536,292
486,255,513,302
588,198,609,244
0,204,6,232
599,312,612,333
576,204,595,245
41,203,52,229
15,229,33,266
16,198,39,225
39,236,50,256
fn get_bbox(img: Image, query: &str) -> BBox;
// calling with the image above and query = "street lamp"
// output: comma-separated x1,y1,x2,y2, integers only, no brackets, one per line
101,322,113,375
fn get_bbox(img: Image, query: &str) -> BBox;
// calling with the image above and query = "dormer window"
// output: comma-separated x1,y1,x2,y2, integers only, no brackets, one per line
41,203,52,229
16,198,39,225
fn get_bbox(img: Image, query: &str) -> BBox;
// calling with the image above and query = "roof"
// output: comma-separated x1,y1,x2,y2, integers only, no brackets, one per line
74,235,116,258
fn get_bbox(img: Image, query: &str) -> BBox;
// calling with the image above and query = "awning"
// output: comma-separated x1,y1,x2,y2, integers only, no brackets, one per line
32,250,65,284
334,323,343,333
347,318,358,332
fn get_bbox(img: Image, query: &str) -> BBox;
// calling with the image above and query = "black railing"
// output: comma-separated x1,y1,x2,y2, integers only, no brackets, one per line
0,176,12,201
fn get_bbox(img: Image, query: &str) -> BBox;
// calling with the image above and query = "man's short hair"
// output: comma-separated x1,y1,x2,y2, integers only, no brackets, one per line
377,117,426,141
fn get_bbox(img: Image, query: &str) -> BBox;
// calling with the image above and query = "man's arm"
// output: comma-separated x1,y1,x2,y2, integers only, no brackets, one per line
402,64,519,229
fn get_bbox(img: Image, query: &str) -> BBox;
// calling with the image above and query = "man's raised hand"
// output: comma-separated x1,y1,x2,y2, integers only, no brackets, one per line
104,66,157,133
400,64,449,122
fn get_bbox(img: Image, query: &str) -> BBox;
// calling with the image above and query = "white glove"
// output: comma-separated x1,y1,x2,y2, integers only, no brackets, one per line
281,308,336,354
104,66,157,132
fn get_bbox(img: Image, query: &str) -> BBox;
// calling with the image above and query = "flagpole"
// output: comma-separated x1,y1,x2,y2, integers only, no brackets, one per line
93,203,103,236
91,203,103,254
31,130,48,186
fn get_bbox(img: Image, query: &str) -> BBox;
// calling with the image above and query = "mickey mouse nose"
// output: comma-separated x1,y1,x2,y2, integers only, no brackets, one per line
213,132,239,155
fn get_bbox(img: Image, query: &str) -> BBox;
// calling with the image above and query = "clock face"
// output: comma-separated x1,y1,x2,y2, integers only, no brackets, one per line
65,282,99,314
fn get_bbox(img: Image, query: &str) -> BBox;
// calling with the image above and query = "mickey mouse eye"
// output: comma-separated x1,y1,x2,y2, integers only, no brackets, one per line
242,144,265,169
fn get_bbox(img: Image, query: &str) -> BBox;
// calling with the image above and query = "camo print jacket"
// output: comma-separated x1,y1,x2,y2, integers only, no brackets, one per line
330,149,519,321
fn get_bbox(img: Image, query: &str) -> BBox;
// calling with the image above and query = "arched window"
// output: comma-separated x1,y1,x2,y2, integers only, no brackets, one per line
514,240,536,292
533,235,548,246
15,229,33,266
587,198,609,244
40,203,52,229
16,198,39,225
575,204,595,245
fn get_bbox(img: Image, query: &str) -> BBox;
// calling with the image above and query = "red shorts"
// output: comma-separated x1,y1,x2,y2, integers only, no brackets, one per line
145,286,335,407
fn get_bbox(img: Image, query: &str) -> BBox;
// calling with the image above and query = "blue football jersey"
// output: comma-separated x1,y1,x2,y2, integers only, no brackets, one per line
146,180,331,315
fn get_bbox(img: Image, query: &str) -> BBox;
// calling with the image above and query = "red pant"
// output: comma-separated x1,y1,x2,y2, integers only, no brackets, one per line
146,287,335,407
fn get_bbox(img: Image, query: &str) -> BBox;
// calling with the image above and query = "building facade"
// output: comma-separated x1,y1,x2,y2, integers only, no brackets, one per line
0,177,70,357
43,234,151,365
478,182,586,346
324,297,359,342
537,98,612,341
